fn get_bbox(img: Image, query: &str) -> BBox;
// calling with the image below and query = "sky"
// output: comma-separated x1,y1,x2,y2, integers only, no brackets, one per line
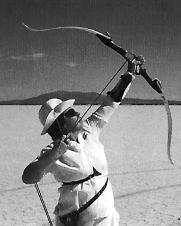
0,0,180,101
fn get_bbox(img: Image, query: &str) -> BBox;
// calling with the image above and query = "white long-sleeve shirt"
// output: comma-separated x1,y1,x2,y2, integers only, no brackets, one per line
39,95,120,217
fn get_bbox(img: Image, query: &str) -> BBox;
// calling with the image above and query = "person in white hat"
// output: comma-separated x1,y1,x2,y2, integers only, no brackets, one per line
22,60,141,226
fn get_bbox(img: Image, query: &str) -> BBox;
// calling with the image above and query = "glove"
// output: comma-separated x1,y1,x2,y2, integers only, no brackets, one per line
127,55,145,75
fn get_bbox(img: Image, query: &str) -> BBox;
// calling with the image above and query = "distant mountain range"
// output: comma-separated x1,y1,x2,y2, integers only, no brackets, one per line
0,91,180,105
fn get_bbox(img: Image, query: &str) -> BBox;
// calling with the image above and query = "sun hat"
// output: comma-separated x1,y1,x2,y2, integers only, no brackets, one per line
39,98,75,135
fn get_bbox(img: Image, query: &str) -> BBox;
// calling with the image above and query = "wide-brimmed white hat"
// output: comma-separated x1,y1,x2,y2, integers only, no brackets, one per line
39,98,75,135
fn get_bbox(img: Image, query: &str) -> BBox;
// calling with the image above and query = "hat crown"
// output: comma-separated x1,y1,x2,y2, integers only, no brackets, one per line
39,98,63,126
39,98,75,135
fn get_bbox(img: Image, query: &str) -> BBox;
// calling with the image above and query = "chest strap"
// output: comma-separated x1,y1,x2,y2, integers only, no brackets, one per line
59,178,108,225
62,167,101,186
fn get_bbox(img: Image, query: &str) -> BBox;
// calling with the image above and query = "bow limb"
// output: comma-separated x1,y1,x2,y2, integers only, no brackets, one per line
22,23,132,59
22,23,111,39
160,93,173,165
139,69,174,165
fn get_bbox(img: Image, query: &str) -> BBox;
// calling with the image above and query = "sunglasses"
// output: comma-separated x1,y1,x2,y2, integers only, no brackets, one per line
62,108,77,118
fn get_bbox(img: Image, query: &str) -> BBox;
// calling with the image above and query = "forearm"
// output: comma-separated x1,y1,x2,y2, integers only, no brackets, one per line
107,72,134,102
86,72,134,133
93,73,134,124
22,160,47,184
22,148,59,184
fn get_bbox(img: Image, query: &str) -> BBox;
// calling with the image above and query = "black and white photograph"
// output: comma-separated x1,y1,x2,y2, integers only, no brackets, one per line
0,0,181,225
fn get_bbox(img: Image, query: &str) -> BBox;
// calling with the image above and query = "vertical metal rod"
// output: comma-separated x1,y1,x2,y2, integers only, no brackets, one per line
34,183,53,226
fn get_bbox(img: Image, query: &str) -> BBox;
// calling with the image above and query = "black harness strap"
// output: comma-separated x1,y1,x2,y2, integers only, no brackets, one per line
62,167,101,186
59,178,108,225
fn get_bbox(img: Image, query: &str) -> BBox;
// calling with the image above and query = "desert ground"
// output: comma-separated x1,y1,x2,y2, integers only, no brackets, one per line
0,105,181,226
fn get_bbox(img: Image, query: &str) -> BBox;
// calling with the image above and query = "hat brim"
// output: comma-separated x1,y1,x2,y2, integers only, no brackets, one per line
41,99,75,135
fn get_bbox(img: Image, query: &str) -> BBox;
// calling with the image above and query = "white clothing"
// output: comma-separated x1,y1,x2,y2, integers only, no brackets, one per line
39,96,120,225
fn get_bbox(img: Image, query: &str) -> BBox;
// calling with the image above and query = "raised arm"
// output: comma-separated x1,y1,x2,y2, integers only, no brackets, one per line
86,60,140,133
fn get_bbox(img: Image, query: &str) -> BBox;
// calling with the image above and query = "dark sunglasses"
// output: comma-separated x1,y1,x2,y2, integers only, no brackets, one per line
62,108,77,118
